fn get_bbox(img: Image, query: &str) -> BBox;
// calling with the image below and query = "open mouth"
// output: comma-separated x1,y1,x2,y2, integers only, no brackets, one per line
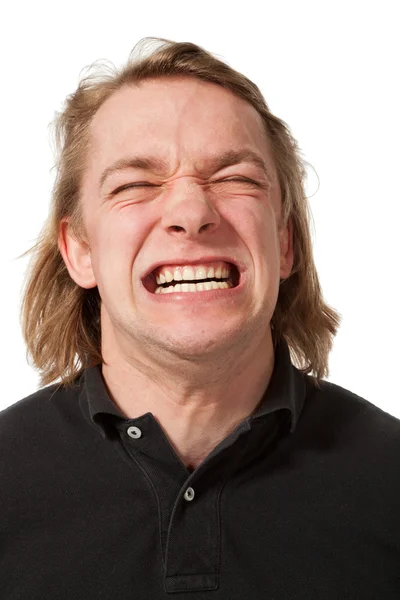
143,262,241,294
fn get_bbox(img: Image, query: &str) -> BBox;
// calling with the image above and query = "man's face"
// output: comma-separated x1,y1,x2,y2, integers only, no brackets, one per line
73,77,292,360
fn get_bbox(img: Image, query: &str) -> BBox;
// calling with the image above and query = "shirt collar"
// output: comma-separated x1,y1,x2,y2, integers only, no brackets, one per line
249,336,306,431
79,336,306,438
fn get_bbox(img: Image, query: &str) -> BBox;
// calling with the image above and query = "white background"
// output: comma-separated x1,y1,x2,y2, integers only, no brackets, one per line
0,0,399,417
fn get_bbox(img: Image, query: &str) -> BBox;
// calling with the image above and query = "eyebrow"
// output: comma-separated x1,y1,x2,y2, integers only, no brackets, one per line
99,149,271,190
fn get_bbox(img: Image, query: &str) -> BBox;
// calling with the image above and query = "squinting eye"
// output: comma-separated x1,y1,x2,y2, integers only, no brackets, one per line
216,177,260,186
111,178,259,196
112,183,157,195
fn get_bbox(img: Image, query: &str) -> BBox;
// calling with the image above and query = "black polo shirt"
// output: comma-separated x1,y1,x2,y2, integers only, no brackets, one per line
0,338,399,598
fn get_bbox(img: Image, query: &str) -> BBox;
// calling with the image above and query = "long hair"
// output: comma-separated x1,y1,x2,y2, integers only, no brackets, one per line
20,37,341,388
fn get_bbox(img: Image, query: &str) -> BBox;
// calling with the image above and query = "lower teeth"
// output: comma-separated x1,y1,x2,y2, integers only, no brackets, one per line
155,280,232,294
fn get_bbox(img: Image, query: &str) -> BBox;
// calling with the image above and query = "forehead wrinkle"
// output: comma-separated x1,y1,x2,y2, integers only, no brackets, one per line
92,80,276,190
194,149,272,183
99,155,170,189
99,148,273,191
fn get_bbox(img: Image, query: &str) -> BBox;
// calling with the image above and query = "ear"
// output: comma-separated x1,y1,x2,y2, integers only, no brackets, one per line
279,216,294,279
58,218,97,289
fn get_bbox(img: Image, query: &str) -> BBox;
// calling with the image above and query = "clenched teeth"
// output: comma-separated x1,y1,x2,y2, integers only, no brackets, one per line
155,264,230,285
155,280,233,294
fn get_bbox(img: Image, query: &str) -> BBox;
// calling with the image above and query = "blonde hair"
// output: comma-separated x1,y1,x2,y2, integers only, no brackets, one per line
20,37,341,388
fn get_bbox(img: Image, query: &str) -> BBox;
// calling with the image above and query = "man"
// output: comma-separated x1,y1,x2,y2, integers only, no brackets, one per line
1,37,399,598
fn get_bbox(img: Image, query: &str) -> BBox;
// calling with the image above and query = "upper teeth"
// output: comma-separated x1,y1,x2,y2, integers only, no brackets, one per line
155,264,231,285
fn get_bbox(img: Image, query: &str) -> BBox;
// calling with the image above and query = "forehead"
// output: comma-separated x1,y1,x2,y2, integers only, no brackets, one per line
85,77,278,190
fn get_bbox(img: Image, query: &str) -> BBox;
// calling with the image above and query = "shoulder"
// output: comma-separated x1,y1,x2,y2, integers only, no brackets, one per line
301,375,400,457
0,379,83,447
0,383,60,425
307,376,399,430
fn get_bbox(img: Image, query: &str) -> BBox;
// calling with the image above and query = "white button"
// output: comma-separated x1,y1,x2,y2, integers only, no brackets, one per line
127,426,142,439
184,487,195,501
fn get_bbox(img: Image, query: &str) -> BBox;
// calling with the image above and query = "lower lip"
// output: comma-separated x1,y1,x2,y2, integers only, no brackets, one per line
142,273,246,304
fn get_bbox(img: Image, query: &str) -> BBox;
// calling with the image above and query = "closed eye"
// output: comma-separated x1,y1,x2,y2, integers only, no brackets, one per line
111,177,260,196
111,182,158,195
214,177,260,186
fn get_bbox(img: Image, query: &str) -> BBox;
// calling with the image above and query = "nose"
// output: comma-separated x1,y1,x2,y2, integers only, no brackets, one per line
160,180,220,238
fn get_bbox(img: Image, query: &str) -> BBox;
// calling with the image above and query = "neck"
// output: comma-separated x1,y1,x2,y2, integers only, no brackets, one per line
101,327,275,471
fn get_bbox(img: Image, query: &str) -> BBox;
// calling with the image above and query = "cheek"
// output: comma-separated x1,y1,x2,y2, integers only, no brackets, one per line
230,202,281,289
87,212,146,294
227,200,278,253
92,207,148,255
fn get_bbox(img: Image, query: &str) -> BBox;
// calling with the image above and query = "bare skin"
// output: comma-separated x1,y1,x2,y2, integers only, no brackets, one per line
59,76,294,471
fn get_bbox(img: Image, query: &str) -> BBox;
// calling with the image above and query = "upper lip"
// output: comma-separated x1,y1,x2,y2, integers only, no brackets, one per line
142,256,245,280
